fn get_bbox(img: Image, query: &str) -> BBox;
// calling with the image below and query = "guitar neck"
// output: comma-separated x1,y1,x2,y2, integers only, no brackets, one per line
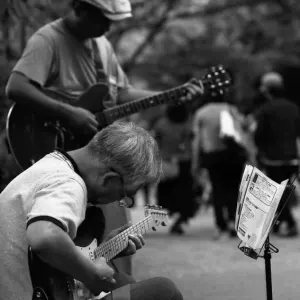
100,81,203,124
93,215,153,262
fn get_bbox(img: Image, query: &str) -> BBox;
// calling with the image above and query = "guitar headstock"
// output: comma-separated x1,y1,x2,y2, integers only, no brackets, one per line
202,65,233,97
144,205,168,231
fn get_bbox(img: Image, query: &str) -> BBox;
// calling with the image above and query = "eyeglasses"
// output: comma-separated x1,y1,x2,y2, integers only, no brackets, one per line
118,175,135,208
110,168,136,208
119,185,135,208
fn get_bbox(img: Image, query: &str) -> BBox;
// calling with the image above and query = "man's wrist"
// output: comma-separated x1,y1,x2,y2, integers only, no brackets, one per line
56,102,74,120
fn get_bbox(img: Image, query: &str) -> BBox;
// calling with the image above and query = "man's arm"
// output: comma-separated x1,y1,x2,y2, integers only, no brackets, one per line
6,32,98,133
6,73,98,133
5,33,71,117
6,73,74,118
27,221,115,295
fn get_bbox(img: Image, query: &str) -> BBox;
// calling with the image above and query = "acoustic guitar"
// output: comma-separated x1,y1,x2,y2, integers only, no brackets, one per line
6,65,232,170
29,205,168,300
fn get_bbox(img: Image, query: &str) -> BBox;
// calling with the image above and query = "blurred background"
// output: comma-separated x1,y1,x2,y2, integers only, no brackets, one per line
1,0,300,116
2,1,300,299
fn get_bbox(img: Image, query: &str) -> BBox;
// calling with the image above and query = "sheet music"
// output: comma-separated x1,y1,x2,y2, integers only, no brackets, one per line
235,164,288,250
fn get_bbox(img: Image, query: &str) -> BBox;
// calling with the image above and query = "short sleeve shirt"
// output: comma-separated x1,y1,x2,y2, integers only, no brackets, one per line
192,103,229,153
254,98,300,160
0,152,87,300
12,18,130,108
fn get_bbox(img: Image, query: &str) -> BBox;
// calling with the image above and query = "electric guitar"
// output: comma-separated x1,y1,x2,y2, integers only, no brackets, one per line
6,65,232,170
29,205,168,300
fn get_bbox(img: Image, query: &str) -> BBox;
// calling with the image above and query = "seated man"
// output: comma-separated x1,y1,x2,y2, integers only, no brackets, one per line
0,121,183,300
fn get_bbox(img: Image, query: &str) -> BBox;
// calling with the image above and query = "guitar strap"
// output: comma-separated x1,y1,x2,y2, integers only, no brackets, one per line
91,39,116,108
91,39,108,84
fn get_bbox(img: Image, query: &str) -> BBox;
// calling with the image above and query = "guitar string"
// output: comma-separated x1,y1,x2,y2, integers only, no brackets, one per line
95,213,167,260
94,216,155,259
106,88,183,122
96,220,150,259
103,71,217,124
106,218,158,261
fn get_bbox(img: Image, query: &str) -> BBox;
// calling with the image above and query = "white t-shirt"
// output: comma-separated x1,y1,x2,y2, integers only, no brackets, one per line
0,151,87,300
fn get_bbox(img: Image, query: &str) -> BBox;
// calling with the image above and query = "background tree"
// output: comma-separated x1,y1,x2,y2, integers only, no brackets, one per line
1,0,300,187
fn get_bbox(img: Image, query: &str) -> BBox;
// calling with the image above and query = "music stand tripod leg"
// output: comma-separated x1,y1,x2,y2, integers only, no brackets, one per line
264,236,279,300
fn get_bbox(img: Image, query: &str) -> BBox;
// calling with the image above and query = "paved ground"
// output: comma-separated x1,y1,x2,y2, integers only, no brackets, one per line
129,198,300,300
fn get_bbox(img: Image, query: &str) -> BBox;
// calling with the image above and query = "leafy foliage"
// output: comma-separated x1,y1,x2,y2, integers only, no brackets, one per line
1,0,300,180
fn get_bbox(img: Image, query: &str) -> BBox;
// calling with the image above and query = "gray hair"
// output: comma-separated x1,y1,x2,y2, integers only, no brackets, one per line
88,121,163,185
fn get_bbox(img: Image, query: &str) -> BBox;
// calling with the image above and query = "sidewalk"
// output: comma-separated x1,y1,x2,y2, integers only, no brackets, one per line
129,202,300,300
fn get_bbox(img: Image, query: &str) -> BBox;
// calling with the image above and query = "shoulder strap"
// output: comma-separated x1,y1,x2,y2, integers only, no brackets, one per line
91,39,108,84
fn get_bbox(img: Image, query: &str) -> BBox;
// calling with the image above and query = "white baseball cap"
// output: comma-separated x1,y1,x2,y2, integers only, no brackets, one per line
261,72,284,88
79,0,132,21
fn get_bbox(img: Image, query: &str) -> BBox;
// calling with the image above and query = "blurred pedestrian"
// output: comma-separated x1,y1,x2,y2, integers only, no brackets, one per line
192,100,247,240
253,72,300,237
153,104,199,235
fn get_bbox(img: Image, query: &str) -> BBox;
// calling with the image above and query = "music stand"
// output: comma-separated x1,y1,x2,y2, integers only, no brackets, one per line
238,182,295,300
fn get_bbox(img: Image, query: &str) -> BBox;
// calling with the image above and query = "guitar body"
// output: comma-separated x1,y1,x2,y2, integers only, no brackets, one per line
6,83,110,170
29,239,98,300
29,206,105,300
28,205,167,300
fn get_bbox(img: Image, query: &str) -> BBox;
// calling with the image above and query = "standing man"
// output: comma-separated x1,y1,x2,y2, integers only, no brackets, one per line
191,100,246,240
5,0,203,275
253,72,300,237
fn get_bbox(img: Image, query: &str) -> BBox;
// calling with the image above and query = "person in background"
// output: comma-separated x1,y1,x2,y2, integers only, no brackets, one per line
192,98,247,240
253,72,300,237
153,104,199,235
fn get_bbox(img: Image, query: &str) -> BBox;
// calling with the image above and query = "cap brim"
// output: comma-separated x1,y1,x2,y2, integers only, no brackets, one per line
103,12,132,21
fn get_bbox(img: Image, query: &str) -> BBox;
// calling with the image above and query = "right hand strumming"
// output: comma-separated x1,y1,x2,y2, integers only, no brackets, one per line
68,106,99,135
90,257,116,295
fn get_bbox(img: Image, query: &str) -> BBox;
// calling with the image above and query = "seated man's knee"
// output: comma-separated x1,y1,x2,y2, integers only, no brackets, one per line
137,277,183,300
152,277,183,300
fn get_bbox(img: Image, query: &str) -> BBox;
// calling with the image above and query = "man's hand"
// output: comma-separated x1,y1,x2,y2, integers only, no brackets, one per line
67,106,99,134
180,78,204,102
77,256,116,296
105,223,145,257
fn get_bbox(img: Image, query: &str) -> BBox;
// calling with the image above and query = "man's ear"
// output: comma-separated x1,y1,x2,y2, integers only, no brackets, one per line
102,171,122,188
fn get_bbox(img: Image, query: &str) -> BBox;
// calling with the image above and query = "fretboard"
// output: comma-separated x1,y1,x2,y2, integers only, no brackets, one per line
100,82,202,124
93,215,153,262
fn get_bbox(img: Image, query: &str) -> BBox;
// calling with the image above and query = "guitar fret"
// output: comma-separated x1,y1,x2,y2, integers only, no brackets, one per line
94,216,153,261
140,99,147,109
132,101,139,113
137,100,144,110
102,83,195,124
167,90,176,102
179,86,187,97
158,93,165,104
117,108,124,118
